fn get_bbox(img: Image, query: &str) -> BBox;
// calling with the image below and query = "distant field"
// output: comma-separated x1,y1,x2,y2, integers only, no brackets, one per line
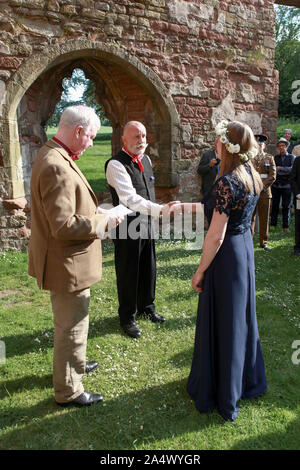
46,125,112,140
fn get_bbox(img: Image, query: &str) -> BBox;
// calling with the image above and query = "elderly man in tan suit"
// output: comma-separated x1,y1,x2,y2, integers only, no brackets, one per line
251,134,276,251
29,105,119,407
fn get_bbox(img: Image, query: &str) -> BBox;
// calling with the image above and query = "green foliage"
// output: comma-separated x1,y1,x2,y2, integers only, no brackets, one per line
46,69,110,128
277,117,300,142
275,6,300,119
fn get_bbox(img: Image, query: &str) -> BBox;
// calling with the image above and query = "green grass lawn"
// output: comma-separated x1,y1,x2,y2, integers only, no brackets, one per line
0,227,299,450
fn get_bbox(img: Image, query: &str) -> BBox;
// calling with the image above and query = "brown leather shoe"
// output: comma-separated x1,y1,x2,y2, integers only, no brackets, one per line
56,391,103,407
283,228,290,233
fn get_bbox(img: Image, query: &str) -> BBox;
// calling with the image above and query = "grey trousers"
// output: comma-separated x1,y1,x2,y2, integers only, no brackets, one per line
50,288,90,403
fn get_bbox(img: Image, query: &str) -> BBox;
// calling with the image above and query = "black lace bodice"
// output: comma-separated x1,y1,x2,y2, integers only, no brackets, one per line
203,165,259,235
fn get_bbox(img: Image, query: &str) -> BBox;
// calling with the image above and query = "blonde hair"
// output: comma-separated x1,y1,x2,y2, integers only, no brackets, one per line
219,121,262,194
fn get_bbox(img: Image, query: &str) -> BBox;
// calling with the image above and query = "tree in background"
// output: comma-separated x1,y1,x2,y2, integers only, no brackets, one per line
46,69,110,127
275,6,300,121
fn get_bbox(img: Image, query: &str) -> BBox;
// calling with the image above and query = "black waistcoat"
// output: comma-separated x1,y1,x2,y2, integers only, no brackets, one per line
105,150,156,208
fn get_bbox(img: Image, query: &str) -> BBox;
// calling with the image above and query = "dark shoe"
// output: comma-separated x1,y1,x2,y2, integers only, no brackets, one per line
138,311,166,323
85,361,98,374
56,391,103,407
121,321,142,338
261,244,270,251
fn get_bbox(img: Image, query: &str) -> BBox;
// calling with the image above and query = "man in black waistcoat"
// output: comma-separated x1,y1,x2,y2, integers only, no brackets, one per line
270,138,295,232
105,121,177,338
290,156,300,256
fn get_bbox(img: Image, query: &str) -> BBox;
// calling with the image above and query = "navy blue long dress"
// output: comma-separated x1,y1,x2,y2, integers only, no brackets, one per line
187,165,267,421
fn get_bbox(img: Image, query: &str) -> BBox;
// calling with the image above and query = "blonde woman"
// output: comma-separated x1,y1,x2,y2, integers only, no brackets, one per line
180,121,268,421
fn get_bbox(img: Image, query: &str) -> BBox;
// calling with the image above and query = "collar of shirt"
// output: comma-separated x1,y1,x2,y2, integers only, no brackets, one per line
52,136,81,161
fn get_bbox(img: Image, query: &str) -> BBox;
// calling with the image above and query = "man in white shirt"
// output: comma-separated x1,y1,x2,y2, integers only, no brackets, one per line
105,121,177,338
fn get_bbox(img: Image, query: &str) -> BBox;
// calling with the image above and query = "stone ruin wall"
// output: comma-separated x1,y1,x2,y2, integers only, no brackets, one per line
0,0,279,251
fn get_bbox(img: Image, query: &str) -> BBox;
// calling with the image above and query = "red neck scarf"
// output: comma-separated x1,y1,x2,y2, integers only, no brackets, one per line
52,136,81,161
122,146,144,172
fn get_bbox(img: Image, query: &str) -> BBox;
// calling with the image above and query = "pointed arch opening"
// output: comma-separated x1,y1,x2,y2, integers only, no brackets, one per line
2,40,180,204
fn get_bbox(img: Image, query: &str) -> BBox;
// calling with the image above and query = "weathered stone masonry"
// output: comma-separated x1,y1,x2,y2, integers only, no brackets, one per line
0,0,286,250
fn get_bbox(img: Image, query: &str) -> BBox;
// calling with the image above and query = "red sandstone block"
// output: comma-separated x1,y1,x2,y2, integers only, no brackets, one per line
151,20,168,31
210,89,223,100
2,197,28,212
128,7,144,16
0,56,22,69
19,226,31,238
168,23,181,34
179,25,189,35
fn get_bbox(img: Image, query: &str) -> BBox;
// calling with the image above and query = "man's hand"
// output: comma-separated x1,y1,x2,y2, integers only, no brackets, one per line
209,158,218,167
105,214,123,230
163,202,203,215
161,201,181,216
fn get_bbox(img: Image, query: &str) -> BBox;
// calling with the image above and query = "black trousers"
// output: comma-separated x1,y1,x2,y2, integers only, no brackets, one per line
112,220,156,325
270,186,292,228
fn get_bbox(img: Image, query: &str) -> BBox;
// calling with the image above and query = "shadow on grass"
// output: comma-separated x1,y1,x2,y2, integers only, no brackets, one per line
1,368,299,450
0,377,222,450
1,309,198,360
0,373,53,400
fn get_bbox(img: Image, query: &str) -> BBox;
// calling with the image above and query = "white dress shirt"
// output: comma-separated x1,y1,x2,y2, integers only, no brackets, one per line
106,153,163,218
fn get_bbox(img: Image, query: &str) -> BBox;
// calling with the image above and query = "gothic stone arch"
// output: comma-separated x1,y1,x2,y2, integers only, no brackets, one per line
0,40,181,250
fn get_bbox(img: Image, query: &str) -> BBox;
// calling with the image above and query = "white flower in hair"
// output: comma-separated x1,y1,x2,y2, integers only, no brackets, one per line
247,148,258,159
215,120,229,136
239,153,249,163
220,135,228,144
239,147,258,163
226,142,241,154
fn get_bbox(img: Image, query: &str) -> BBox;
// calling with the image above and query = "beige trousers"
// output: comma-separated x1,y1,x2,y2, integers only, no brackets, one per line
50,288,90,403
251,198,271,247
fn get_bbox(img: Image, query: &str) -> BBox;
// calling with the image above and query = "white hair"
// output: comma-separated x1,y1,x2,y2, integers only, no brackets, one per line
284,128,292,134
59,105,101,131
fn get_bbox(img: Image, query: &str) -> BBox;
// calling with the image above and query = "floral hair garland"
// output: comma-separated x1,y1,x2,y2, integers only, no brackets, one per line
215,120,257,163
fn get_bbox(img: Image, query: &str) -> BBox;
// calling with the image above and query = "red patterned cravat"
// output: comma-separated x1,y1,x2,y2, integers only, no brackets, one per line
52,136,81,161
122,146,144,172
